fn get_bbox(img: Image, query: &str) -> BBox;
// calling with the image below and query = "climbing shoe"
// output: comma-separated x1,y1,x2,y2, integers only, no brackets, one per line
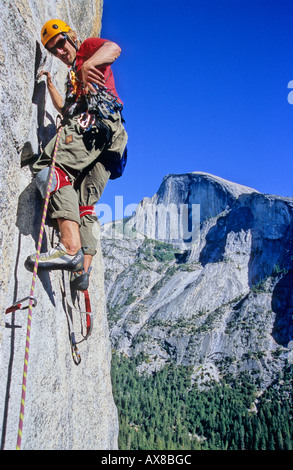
25,243,84,272
70,267,92,291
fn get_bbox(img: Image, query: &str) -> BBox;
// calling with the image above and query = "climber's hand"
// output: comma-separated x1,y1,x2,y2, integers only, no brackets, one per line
80,60,105,94
37,70,63,113
37,70,52,83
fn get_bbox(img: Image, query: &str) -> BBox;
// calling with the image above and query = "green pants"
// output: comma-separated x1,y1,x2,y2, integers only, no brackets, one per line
33,111,128,256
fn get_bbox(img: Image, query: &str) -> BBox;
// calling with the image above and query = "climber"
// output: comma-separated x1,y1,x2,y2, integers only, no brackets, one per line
25,19,128,290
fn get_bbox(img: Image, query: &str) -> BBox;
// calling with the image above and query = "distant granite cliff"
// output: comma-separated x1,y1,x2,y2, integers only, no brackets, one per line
101,172,293,390
0,0,119,450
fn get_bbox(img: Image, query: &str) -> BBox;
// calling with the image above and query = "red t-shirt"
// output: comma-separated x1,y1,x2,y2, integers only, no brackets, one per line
75,37,121,102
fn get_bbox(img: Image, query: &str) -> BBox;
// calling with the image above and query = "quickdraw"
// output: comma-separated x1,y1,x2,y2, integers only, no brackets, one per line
61,270,93,366
75,85,123,131
86,83,123,119
5,296,37,314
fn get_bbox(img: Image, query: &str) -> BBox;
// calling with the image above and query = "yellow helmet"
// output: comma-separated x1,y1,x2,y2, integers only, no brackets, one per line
41,19,71,47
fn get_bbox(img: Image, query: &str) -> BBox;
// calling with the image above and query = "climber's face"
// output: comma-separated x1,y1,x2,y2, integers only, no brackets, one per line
46,33,76,66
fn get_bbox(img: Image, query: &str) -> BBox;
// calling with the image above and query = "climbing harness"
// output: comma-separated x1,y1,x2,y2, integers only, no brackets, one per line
61,270,93,366
5,125,62,450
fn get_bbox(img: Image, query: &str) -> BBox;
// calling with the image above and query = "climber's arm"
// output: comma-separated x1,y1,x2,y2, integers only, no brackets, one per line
39,71,63,114
80,41,121,93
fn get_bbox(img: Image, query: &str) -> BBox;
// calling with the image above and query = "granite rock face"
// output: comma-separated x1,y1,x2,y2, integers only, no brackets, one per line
101,172,293,389
0,0,119,450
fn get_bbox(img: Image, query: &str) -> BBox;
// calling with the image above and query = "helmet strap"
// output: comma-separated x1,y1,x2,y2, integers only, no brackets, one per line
63,33,79,51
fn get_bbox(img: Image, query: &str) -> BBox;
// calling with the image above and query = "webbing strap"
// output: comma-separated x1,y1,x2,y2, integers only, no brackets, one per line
83,289,92,336
16,126,62,451
79,205,95,218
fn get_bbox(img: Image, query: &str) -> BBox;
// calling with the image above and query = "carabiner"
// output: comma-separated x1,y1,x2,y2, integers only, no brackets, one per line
5,296,37,314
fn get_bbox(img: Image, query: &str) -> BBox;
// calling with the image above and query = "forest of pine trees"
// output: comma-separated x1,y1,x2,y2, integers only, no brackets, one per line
111,352,293,450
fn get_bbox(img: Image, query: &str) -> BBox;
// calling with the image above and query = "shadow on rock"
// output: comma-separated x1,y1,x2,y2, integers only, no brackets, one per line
15,180,56,307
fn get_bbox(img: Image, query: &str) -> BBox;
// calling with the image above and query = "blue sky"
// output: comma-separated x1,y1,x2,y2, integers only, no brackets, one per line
97,0,293,223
